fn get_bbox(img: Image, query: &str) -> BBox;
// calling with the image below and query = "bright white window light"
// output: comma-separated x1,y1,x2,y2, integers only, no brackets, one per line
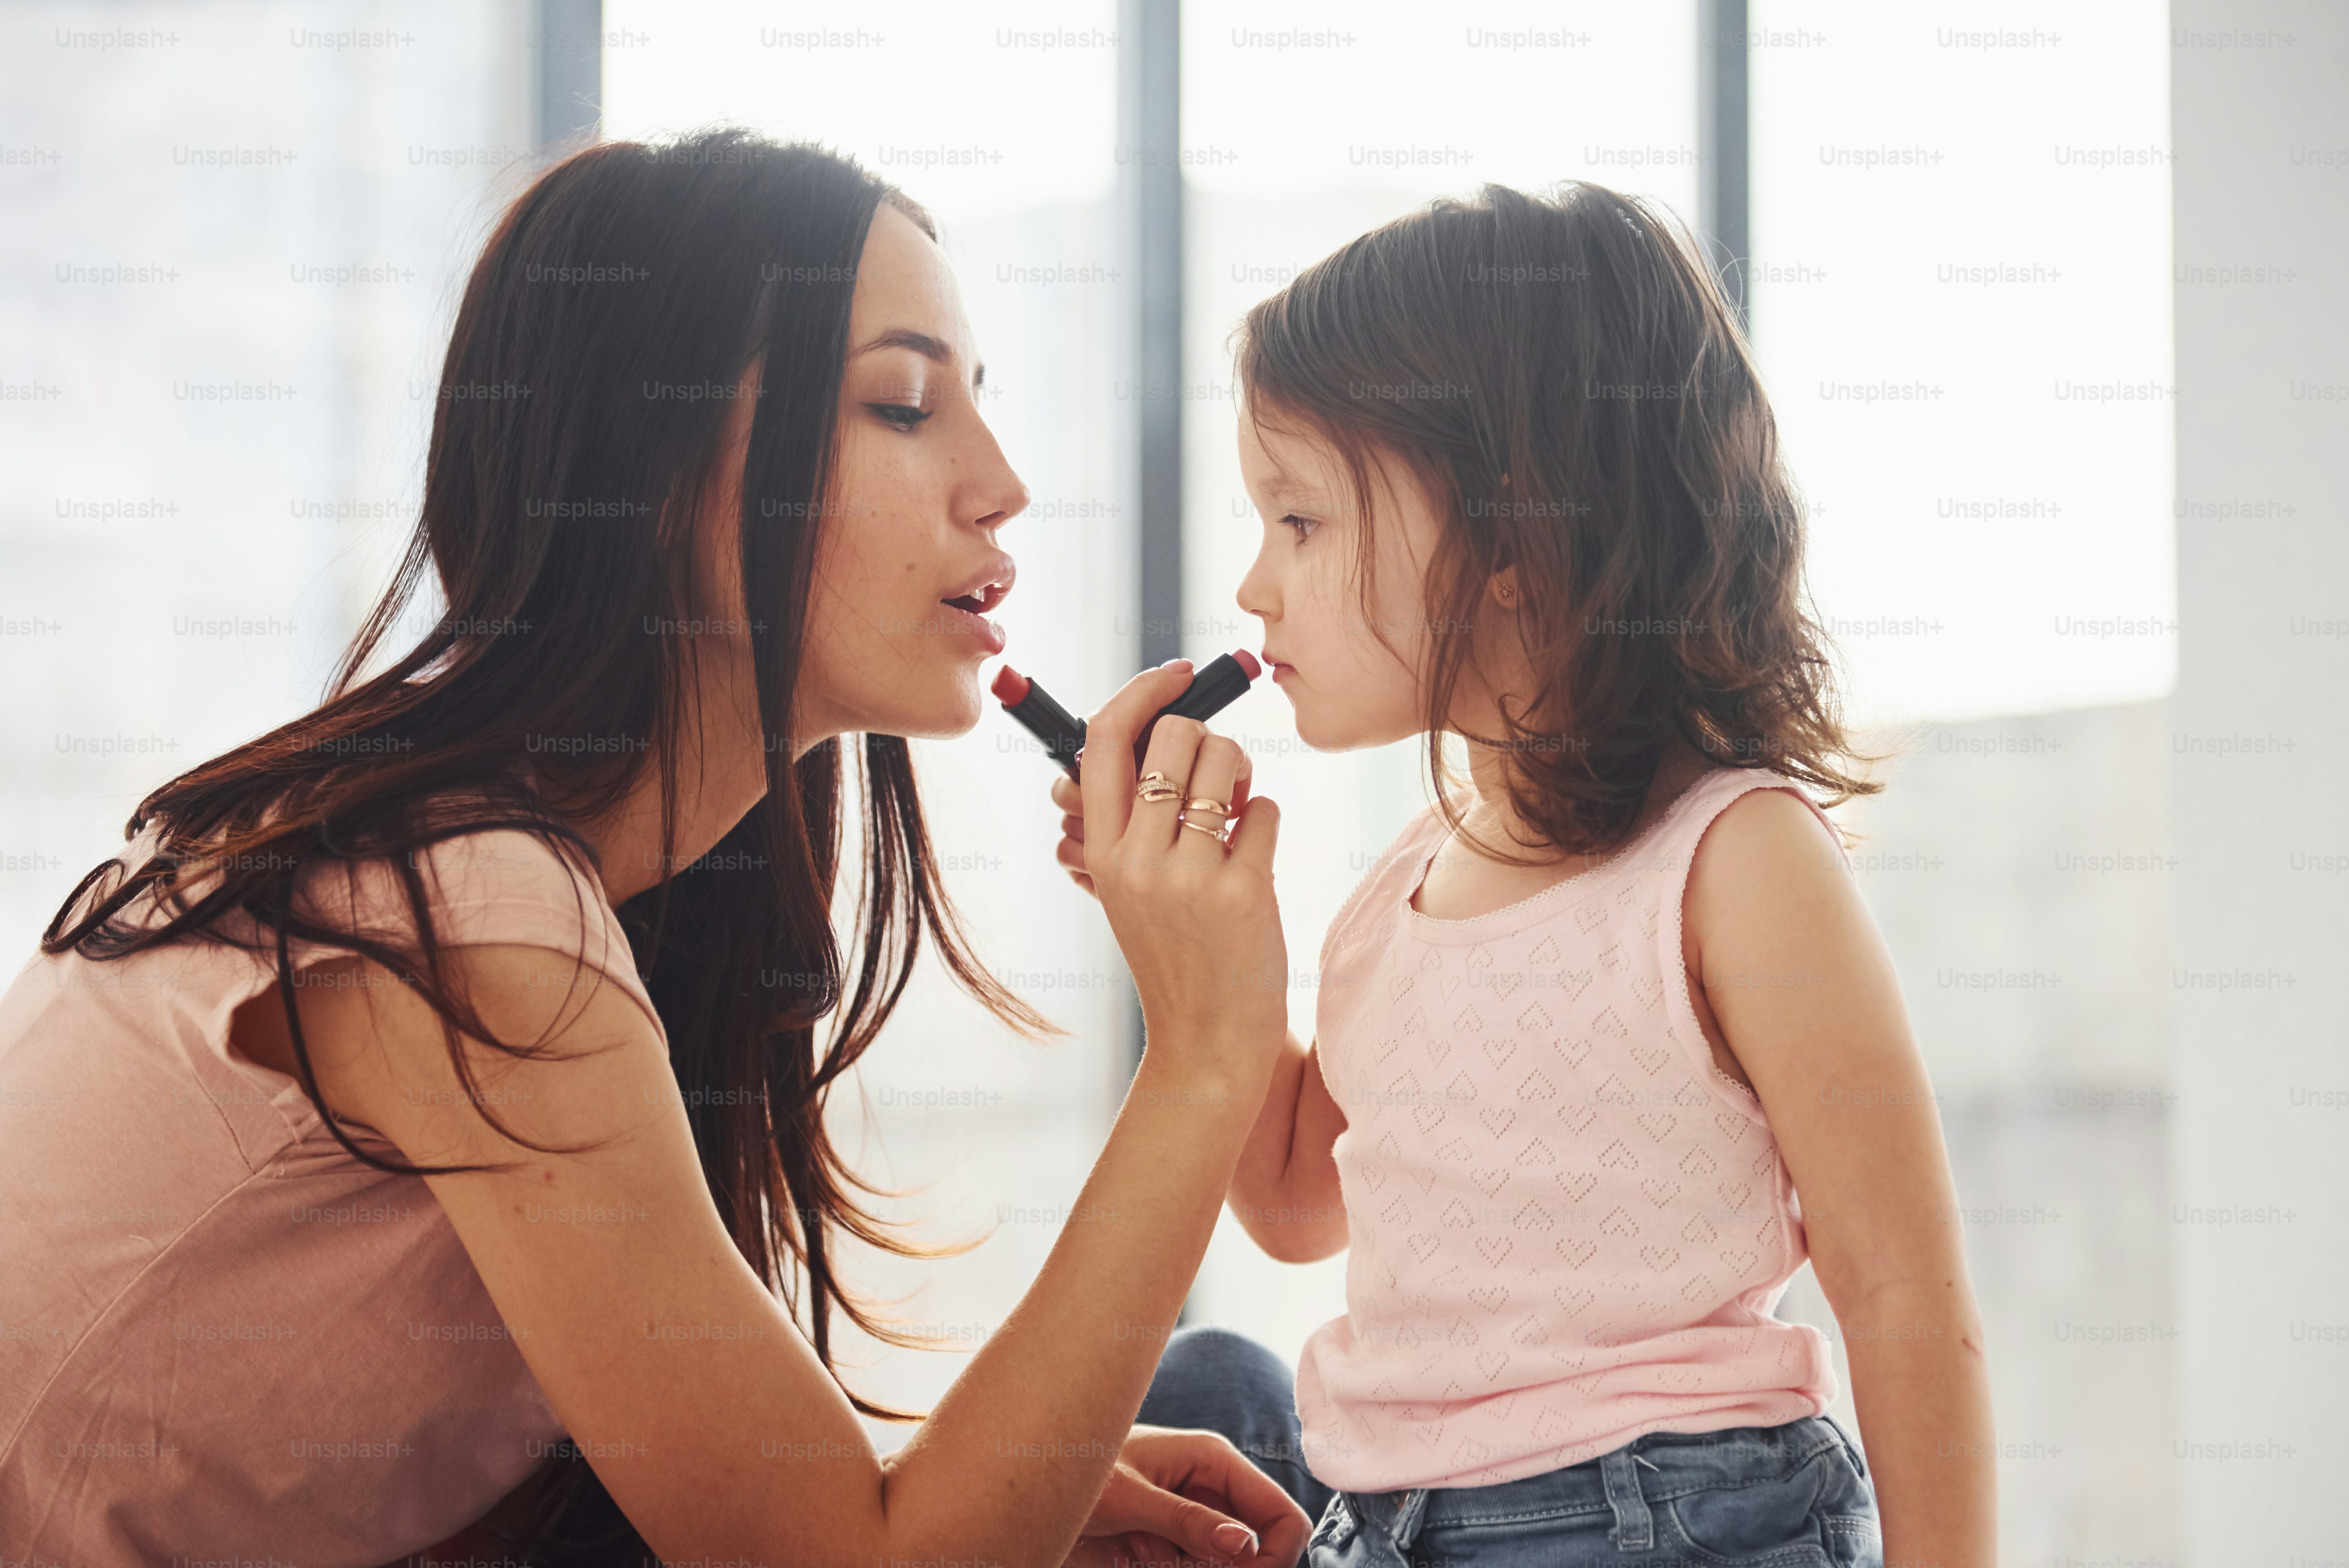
602,0,1117,226
1750,2,2176,726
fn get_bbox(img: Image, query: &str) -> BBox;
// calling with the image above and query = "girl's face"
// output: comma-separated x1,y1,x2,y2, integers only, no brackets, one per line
699,203,1029,747
1234,413,1451,752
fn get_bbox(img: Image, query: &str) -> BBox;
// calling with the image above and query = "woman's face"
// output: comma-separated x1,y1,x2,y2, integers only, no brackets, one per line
703,202,1028,749
1233,412,1446,752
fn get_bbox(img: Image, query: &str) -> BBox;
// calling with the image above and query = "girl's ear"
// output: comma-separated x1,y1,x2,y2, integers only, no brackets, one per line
1488,564,1522,608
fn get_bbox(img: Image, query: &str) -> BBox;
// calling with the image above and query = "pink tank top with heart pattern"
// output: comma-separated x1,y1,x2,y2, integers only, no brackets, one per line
1294,768,1840,1493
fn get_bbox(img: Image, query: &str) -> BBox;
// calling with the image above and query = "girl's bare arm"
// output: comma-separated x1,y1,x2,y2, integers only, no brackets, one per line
1226,1031,1350,1262
1685,788,1998,1568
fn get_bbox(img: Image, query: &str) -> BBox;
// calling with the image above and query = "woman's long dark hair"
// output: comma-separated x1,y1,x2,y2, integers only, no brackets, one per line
42,129,1047,1560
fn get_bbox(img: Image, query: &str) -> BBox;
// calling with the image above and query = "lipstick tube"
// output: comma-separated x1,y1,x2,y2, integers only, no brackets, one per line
993,651,1261,780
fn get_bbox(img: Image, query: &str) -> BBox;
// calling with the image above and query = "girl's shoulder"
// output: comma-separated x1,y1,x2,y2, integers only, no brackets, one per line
1672,766,1848,870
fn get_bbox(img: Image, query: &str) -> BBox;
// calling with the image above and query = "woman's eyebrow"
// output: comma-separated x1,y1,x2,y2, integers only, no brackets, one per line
851,327,984,388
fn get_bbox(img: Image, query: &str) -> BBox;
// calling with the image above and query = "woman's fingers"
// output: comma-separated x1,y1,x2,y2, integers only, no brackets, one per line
1055,834,1097,897
1105,1429,1310,1568
1182,736,1245,841
1169,1454,1311,1568
1223,796,1281,878
1079,661,1196,843
1103,1478,1263,1566
1128,715,1209,854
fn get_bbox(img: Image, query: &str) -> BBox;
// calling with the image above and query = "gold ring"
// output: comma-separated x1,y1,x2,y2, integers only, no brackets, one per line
1136,771,1182,804
1183,797,1231,817
1179,817,1227,839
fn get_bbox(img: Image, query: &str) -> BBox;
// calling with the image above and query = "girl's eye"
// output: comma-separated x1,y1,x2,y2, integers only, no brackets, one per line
869,403,930,430
1281,513,1321,541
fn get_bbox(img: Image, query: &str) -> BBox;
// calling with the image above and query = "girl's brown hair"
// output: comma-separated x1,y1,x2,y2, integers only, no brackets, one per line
1237,180,1878,856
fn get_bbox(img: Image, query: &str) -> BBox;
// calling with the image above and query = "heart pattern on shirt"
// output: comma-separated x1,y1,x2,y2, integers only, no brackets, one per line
1314,781,1818,1477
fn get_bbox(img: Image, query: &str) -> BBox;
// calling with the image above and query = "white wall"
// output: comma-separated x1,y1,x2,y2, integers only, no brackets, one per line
2167,2,2349,1558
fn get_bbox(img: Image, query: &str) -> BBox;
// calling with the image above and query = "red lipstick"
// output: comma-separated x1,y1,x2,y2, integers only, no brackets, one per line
995,651,1262,780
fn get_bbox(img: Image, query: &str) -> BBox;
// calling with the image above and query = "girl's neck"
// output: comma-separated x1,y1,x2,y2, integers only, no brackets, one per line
1411,733,1713,922
1452,731,1712,866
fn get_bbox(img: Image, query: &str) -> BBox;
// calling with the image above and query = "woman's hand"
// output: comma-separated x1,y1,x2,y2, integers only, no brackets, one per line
1066,1426,1312,1568
1055,727,1250,900
1076,663,1286,1088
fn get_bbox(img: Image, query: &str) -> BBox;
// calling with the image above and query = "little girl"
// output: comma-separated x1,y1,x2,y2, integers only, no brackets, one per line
1054,183,1994,1566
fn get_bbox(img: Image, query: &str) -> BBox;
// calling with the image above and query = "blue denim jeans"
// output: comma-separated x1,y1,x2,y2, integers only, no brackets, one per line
1137,1330,1881,1568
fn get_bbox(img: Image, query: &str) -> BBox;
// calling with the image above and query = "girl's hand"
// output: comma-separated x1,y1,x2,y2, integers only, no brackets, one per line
1066,1426,1311,1568
1078,663,1286,1085
1054,736,1251,899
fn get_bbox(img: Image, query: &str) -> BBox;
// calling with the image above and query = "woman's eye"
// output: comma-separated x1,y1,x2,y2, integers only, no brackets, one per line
1281,513,1321,541
868,403,931,430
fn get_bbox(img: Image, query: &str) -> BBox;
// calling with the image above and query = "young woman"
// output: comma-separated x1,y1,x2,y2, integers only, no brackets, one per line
1052,183,1998,1566
0,130,1310,1567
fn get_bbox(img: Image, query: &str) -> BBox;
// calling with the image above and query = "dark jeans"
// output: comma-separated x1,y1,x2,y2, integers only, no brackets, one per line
1136,1326,1338,1530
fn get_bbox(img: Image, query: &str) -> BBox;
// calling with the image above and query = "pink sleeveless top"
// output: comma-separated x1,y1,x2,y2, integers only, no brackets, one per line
0,819,656,1563
1296,768,1840,1492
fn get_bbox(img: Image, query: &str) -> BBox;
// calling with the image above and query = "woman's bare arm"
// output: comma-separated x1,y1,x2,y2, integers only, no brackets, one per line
295,669,1302,1568
296,940,1272,1568
1051,765,1347,1266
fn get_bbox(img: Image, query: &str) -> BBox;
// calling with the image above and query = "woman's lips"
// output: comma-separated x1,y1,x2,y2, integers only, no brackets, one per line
935,601,1007,655
933,563,1014,657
